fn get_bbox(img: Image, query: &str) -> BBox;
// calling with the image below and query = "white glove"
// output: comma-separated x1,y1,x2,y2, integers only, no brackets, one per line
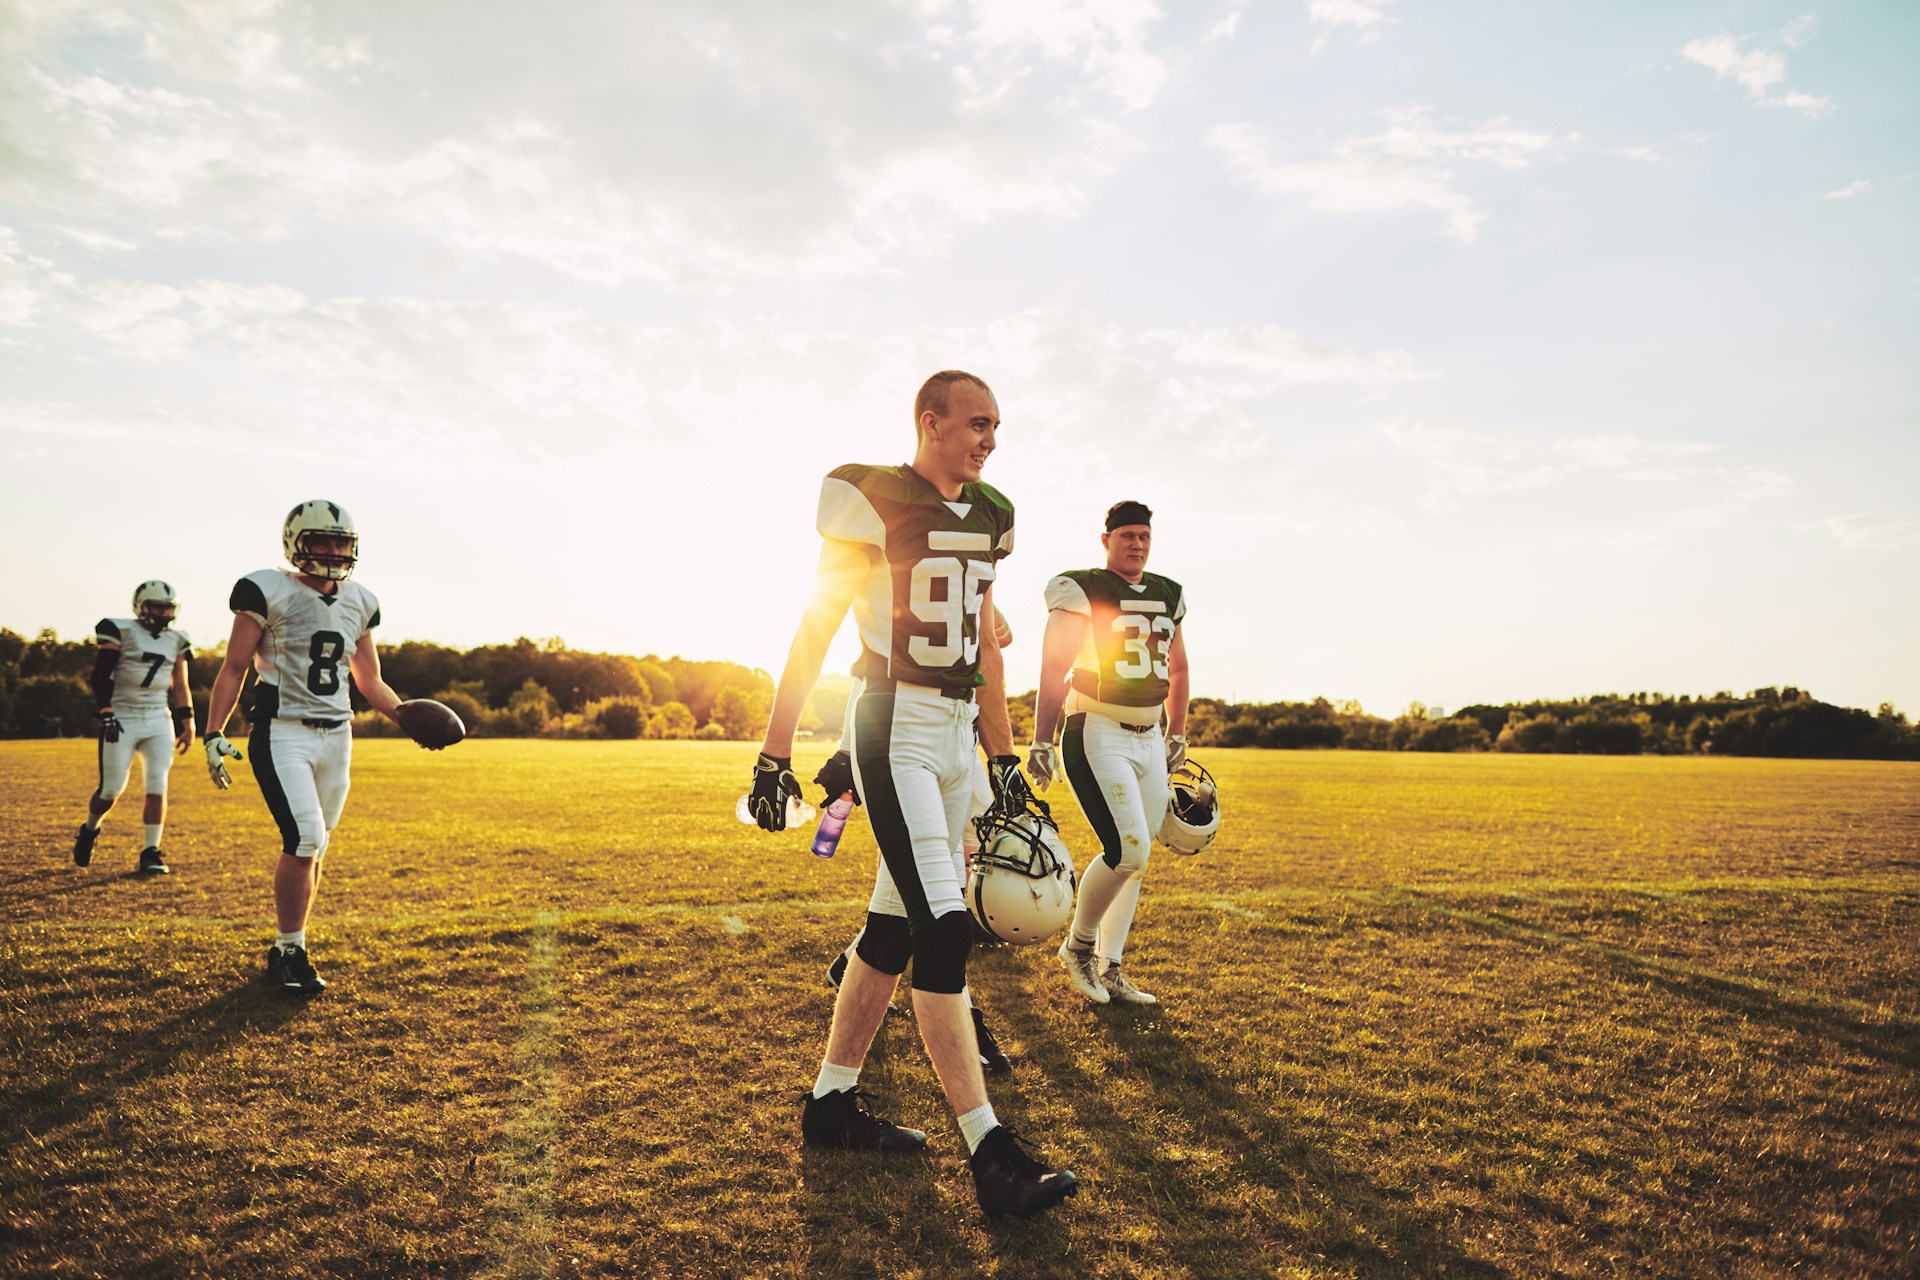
205,732,243,790
1026,741,1057,791
1165,734,1188,772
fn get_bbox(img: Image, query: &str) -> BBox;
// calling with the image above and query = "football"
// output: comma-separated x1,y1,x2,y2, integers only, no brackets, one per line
394,698,466,751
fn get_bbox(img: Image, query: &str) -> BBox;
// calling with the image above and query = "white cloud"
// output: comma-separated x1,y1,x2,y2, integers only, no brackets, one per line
1207,109,1554,242
1206,2,1246,42
1308,0,1394,54
1378,421,1734,515
1825,179,1873,200
1810,515,1920,552
1780,14,1817,50
928,0,1171,111
1680,28,1832,117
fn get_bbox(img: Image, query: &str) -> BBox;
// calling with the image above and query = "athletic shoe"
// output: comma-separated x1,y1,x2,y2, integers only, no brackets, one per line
826,949,849,988
969,1126,1078,1218
265,943,327,996
800,1087,927,1153
1100,963,1158,1006
972,1007,1011,1073
136,846,170,875
72,824,98,868
1056,938,1110,1004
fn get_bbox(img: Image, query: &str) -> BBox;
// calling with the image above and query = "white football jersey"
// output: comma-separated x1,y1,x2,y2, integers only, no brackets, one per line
229,569,381,721
94,618,193,713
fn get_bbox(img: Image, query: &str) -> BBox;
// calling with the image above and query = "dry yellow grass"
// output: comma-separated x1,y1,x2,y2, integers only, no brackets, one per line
2,741,1916,1277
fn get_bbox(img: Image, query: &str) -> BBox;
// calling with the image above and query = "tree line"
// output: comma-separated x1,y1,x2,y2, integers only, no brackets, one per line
3,627,1915,759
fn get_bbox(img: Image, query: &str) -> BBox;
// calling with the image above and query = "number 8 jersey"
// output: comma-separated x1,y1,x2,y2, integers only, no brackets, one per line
818,464,1015,697
1044,568,1187,714
229,569,382,720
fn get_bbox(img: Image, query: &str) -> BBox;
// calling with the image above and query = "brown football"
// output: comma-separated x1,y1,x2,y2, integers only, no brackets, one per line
395,698,466,750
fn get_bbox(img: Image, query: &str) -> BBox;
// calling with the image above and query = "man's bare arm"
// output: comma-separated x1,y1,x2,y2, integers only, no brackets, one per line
1030,609,1087,746
206,614,264,736
1166,624,1190,738
760,539,870,758
976,585,1014,757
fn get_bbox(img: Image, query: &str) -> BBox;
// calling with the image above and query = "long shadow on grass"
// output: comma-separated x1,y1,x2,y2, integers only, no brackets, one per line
1396,894,1920,1072
2,975,306,1157
990,990,1509,1280
0,867,144,915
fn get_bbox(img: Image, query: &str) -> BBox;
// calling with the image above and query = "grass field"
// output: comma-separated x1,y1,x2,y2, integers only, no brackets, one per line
2,741,1916,1279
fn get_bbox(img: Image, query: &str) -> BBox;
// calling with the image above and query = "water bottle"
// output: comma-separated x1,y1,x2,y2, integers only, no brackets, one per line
735,794,816,827
810,792,856,858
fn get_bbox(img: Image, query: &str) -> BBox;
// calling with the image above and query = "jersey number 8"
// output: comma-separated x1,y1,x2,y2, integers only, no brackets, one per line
307,630,347,695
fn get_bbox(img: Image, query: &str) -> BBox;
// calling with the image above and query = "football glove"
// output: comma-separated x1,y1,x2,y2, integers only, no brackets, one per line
98,710,123,744
986,755,1038,816
204,732,242,790
749,752,803,831
1166,734,1188,773
813,750,861,807
1025,741,1057,792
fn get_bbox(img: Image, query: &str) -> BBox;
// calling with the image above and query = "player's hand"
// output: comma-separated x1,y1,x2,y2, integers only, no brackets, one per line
1025,742,1057,792
749,752,803,831
813,750,861,807
174,726,194,755
986,755,1037,814
98,710,123,744
1166,734,1188,772
204,732,243,790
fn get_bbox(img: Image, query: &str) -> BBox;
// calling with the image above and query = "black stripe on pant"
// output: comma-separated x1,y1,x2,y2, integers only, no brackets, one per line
1063,712,1126,871
249,685,300,857
851,688,937,935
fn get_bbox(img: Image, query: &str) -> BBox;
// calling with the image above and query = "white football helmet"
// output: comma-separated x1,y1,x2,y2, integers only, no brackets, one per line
283,500,358,581
967,803,1077,946
132,580,177,636
1159,760,1221,856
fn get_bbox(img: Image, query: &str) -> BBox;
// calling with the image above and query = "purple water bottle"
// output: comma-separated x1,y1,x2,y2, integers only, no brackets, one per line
811,792,855,858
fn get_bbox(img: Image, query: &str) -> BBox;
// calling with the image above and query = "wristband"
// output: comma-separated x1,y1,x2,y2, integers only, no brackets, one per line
172,706,193,732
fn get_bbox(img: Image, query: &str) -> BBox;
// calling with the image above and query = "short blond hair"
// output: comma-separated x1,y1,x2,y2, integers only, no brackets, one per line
914,370,993,434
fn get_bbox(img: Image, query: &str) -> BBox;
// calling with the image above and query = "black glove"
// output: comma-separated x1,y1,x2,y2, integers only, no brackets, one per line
749,752,803,831
986,754,1037,816
98,710,123,744
813,750,861,807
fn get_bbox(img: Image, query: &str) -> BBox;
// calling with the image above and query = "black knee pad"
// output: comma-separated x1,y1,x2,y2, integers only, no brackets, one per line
909,909,973,994
853,911,912,976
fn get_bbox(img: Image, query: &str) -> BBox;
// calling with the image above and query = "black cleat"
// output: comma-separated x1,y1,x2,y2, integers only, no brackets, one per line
973,1007,1011,1073
826,949,848,988
265,943,327,996
73,825,99,868
970,1126,1077,1218
800,1088,927,1153
136,846,170,875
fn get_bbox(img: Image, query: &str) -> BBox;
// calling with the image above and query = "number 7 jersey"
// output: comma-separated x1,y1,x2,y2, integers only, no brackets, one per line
229,569,381,720
817,464,1015,697
1045,568,1187,710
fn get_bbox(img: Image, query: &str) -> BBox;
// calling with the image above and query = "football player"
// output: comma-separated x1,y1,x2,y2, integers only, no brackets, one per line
748,371,1076,1218
201,501,407,996
818,605,1016,1072
1028,501,1190,1007
72,581,195,874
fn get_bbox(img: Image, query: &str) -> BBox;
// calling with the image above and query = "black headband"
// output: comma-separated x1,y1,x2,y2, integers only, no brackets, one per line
1105,500,1152,532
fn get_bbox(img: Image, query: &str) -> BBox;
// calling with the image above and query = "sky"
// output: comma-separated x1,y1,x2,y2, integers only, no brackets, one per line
2,0,1915,718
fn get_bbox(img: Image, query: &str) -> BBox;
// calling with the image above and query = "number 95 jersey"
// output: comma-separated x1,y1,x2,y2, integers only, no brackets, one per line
229,569,381,720
1045,568,1187,710
818,464,1014,697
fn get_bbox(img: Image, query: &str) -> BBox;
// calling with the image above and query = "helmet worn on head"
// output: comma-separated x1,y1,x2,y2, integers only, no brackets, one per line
1159,760,1221,856
283,500,358,581
132,580,177,635
967,802,1077,946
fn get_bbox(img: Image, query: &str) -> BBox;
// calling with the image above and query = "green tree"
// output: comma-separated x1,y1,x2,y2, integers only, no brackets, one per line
650,700,696,740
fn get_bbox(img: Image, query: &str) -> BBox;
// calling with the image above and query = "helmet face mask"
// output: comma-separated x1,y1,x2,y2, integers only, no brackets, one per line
283,500,358,581
132,580,177,636
1159,760,1222,856
967,804,1078,946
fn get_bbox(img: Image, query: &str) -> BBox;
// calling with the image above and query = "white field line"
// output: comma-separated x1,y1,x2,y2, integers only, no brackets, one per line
483,909,560,1280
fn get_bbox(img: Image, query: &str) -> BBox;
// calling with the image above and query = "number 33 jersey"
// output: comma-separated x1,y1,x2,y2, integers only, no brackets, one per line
817,464,1015,697
229,569,381,720
1044,569,1187,710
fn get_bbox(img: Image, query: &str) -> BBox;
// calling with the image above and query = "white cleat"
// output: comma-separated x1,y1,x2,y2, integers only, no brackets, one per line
1057,938,1110,1004
1101,964,1158,1006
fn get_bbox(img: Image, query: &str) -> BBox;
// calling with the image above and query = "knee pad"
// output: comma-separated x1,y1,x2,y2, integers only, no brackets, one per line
909,909,973,994
853,911,912,976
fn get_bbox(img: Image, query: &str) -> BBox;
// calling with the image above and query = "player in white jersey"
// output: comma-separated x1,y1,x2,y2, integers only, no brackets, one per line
747,371,1076,1219
1028,501,1191,1006
72,580,196,875
201,500,408,996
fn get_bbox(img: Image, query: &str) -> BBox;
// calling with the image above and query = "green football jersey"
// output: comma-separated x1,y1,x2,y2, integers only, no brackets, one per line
1044,568,1187,708
817,463,1015,697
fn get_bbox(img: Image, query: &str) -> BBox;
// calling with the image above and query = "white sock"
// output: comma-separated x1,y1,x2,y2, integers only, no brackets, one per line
957,1103,999,1154
812,1061,860,1099
1070,858,1130,950
276,930,306,952
82,812,101,832
144,823,163,848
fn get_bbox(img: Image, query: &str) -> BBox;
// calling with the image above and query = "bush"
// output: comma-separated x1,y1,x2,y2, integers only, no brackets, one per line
12,676,91,737
586,696,648,739
352,710,402,737
432,689,489,738
1496,714,1561,753
650,701,696,740
1410,717,1492,752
